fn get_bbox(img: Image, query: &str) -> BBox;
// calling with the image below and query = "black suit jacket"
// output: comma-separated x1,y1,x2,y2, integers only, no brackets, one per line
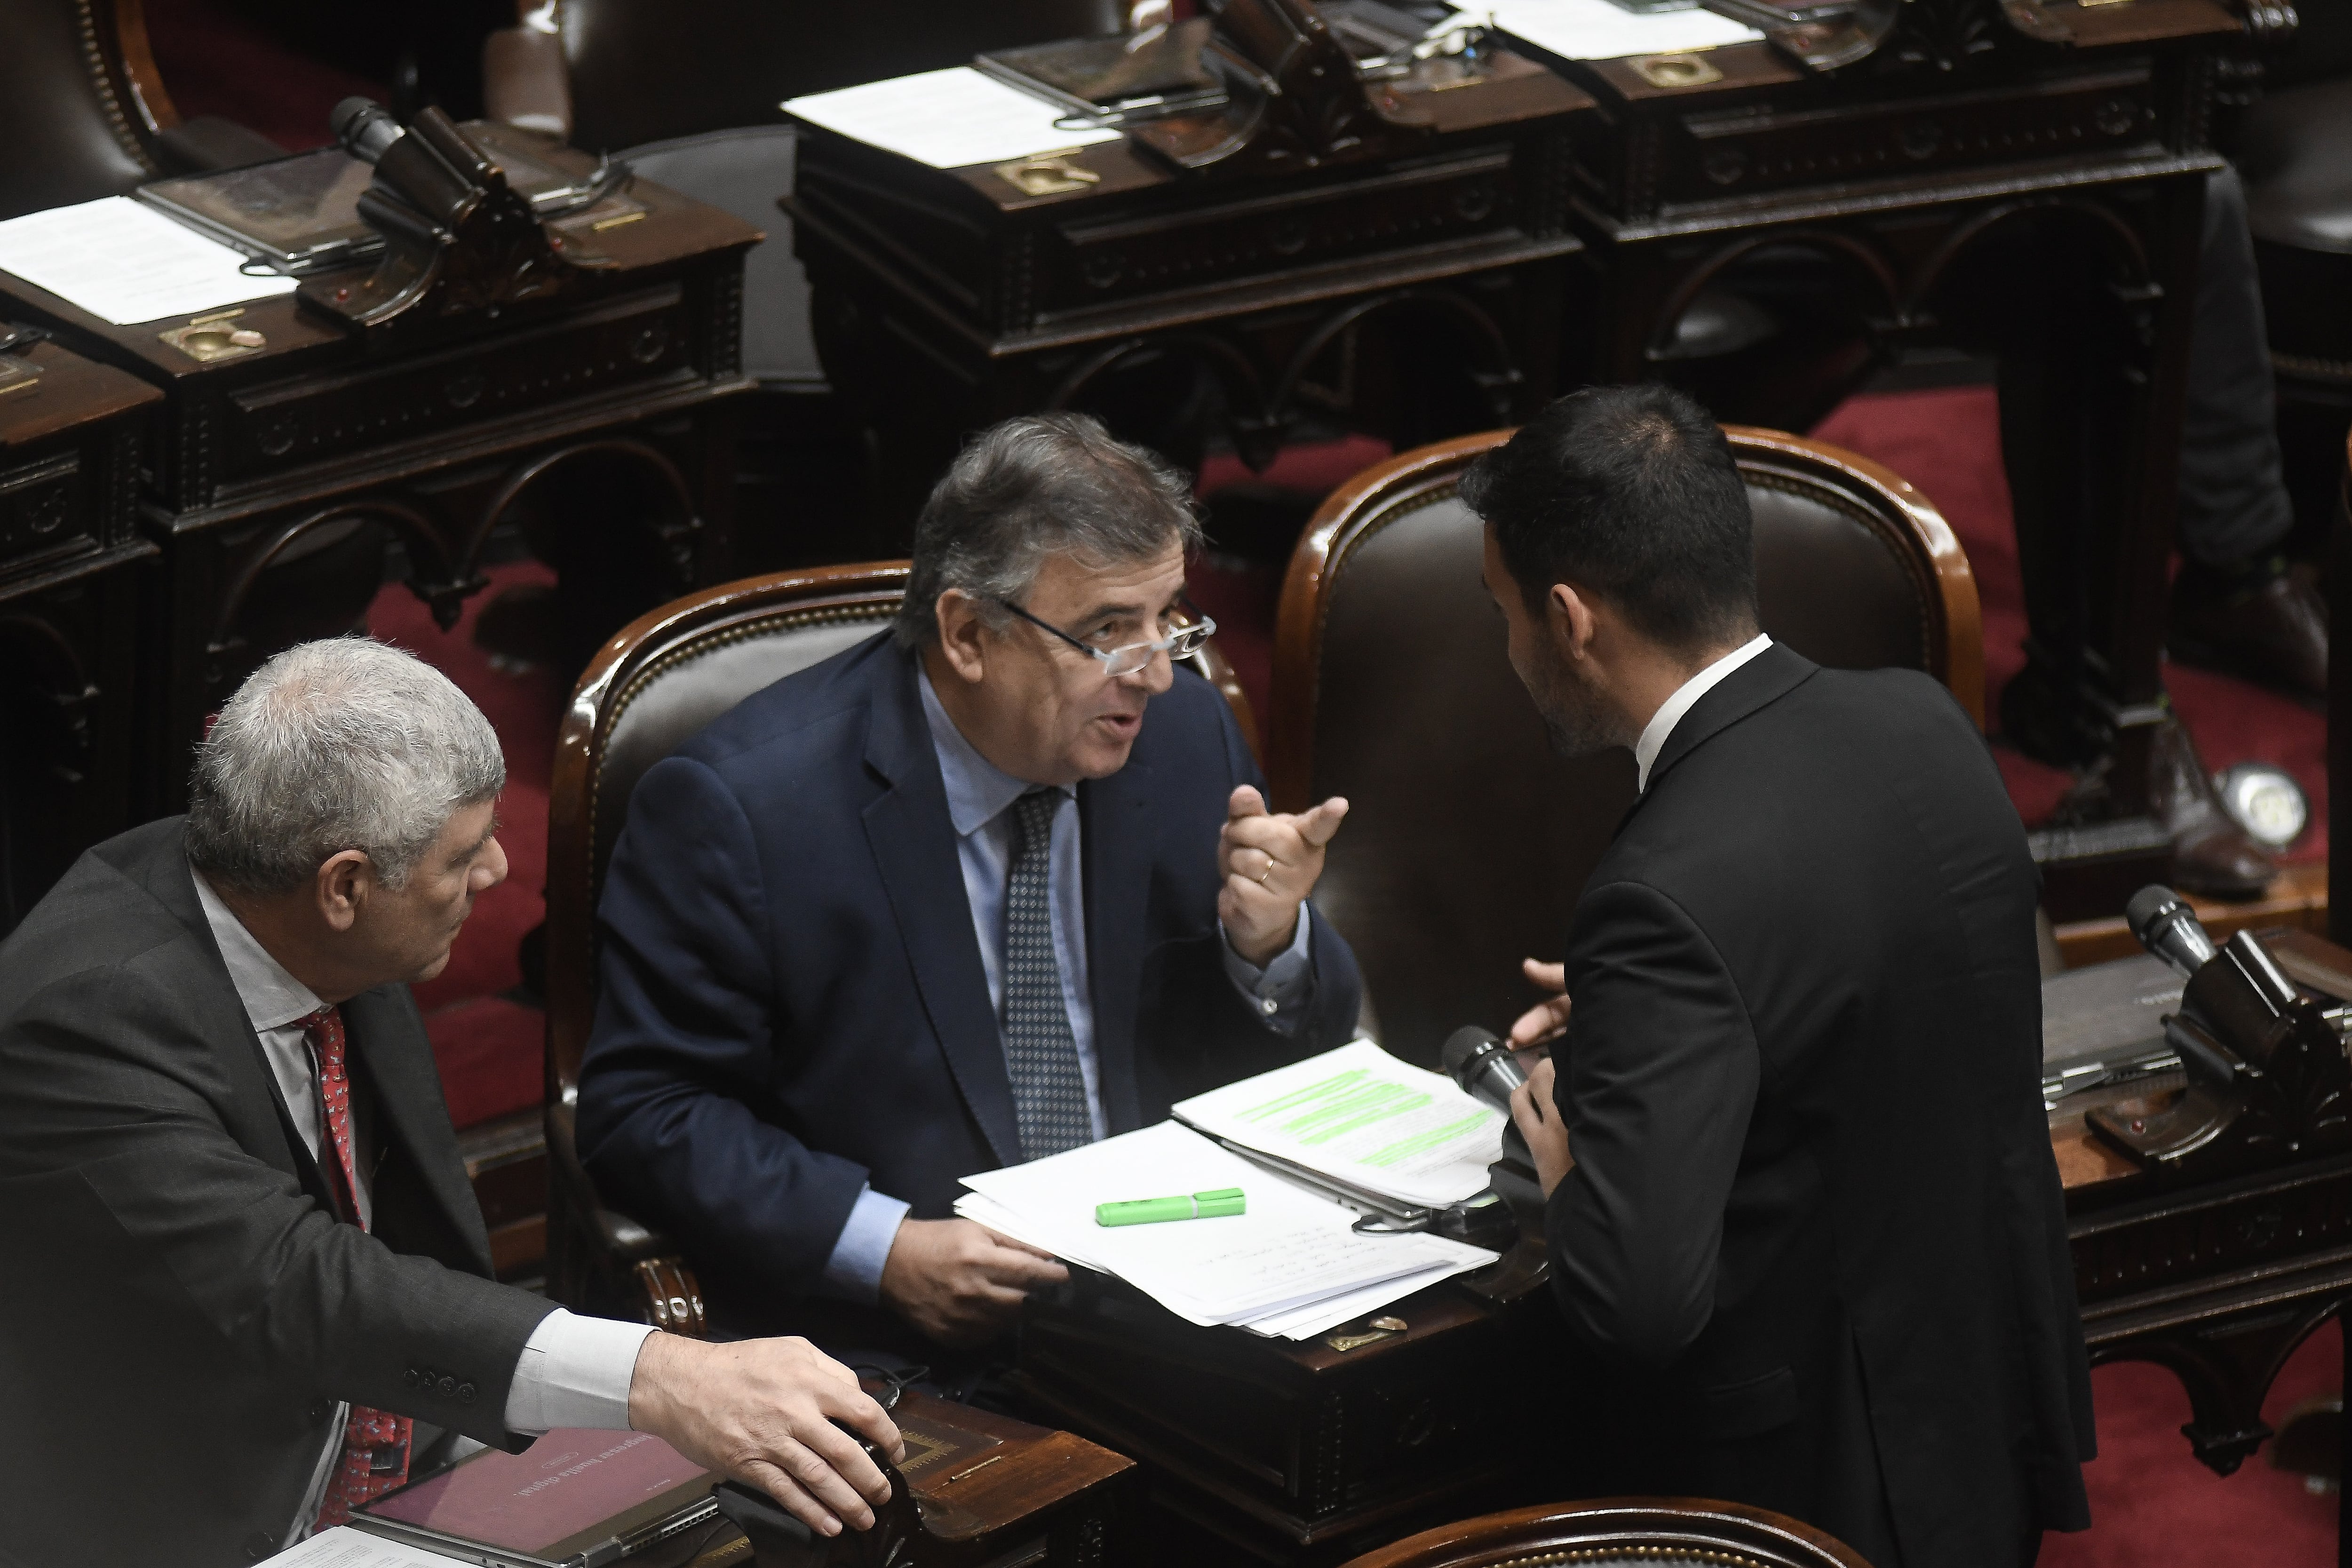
0,819,555,1568
576,634,1363,1353
1544,645,2094,1568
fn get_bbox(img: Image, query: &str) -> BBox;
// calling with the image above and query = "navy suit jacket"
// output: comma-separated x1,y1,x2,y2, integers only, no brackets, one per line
576,633,1363,1353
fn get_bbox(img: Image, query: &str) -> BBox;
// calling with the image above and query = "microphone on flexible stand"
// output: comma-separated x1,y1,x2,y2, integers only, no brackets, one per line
1442,1025,1528,1114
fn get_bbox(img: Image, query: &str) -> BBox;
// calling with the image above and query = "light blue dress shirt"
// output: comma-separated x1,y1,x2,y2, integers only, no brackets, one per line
817,665,1317,1300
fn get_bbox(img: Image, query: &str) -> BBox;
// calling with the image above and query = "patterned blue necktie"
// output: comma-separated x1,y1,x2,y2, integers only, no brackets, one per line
1004,788,1092,1160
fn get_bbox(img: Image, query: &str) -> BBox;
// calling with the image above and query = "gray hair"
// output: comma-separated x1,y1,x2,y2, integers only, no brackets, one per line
186,638,506,894
892,413,1203,650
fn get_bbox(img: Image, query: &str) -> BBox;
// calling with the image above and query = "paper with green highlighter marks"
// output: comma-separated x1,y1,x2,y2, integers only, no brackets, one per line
1172,1039,1504,1209
1095,1187,1247,1226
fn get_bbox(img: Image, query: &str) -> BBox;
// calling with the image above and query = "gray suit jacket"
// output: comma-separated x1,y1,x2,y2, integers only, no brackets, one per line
0,818,556,1568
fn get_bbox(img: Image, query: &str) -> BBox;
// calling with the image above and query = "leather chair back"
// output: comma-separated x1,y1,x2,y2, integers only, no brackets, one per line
553,0,1124,152
0,0,174,219
548,563,909,1093
1338,1499,1872,1568
1270,426,1979,1064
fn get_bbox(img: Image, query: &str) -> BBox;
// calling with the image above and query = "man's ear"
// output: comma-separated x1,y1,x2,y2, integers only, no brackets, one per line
933,590,989,685
1547,581,1599,662
314,850,371,935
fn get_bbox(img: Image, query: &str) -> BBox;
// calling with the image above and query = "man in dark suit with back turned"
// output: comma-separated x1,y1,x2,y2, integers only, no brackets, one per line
0,640,900,1568
1469,386,2094,1568
578,414,1364,1364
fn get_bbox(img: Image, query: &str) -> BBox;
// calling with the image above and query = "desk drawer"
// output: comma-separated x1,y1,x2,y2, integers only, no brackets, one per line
1581,65,2173,219
207,284,698,495
0,450,98,580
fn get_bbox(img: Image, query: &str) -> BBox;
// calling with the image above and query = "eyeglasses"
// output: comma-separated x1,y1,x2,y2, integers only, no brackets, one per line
996,598,1217,679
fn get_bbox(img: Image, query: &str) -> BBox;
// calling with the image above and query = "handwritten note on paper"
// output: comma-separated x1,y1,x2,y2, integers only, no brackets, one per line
1175,1039,1504,1209
0,197,296,326
783,66,1121,170
1442,0,1762,59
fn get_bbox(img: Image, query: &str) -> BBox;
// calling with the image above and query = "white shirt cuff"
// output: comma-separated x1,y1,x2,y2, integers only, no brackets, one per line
819,1186,912,1304
503,1308,657,1434
1220,905,1316,1035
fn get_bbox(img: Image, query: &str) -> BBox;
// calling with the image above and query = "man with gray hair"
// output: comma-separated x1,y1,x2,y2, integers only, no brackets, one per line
578,414,1364,1366
0,639,901,1568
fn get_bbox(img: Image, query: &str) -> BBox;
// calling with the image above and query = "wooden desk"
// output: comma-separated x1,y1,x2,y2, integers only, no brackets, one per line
0,137,759,818
1549,0,2241,903
1013,1268,1565,1568
2056,928,2352,1565
787,42,1592,552
0,336,160,934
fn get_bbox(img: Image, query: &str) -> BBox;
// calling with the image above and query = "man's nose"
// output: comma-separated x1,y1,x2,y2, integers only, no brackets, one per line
1129,645,1177,695
477,836,510,891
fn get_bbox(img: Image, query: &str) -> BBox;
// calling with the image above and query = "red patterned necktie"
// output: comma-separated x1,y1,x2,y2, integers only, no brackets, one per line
301,1005,413,1529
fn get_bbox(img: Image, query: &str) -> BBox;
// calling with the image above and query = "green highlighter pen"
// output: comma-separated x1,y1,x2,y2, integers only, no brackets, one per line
1094,1187,1247,1227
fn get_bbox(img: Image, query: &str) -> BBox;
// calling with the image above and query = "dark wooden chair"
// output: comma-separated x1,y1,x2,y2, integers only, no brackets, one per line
0,0,285,220
1338,1499,1874,1568
544,561,1252,1328
1271,426,1980,1063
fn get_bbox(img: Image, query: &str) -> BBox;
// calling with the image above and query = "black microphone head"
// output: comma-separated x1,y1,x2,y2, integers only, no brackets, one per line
1441,1026,1500,1075
1443,1026,1526,1113
332,97,403,163
2125,884,2186,944
2125,883,2217,978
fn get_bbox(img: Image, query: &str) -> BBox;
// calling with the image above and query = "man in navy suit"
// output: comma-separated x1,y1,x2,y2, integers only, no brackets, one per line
578,414,1364,1361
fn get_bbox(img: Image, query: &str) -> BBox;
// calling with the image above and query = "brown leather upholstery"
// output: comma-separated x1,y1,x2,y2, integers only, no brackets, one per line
539,0,1124,152
1270,427,1980,1064
2239,77,2352,369
1338,1498,1873,1568
545,560,1252,1325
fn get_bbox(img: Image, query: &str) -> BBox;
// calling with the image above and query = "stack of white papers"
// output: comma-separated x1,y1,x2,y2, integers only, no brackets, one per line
266,1526,451,1565
783,67,1121,171
958,1119,1494,1341
1175,1038,1504,1210
1443,0,1763,60
0,196,296,326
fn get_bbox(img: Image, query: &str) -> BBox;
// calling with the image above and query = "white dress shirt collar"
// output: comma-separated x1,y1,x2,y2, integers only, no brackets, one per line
190,865,327,1034
1632,633,1773,793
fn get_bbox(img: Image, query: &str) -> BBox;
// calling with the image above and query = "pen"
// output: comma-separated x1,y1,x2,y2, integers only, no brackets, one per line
1095,1187,1247,1226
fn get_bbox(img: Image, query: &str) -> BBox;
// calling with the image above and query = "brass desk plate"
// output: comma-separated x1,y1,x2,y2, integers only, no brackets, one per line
159,310,267,363
1630,52,1725,88
0,358,40,398
994,150,1103,198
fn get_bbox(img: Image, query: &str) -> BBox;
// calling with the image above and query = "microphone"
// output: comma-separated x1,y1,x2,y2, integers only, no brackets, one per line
331,97,404,164
1443,1026,1526,1114
2125,884,2217,979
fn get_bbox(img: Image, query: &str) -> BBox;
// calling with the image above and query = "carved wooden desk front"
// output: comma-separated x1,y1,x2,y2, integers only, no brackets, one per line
787,32,1592,552
0,335,159,934
0,138,759,820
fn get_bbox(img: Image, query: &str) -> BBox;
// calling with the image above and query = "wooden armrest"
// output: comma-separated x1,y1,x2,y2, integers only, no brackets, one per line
482,26,573,139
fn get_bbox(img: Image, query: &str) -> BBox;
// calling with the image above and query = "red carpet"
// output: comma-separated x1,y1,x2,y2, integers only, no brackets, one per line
373,390,2337,1566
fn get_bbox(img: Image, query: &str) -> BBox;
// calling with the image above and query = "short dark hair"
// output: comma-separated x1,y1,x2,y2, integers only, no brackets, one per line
893,414,1202,650
1459,383,1757,651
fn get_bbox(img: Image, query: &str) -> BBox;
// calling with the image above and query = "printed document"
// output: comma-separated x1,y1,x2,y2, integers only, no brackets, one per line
0,197,296,325
264,1526,452,1566
1175,1038,1504,1209
1440,0,1762,59
957,1121,1491,1329
783,67,1121,170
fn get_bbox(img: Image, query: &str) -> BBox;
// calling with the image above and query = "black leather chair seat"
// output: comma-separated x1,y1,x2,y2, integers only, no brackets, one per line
2240,76,2352,368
